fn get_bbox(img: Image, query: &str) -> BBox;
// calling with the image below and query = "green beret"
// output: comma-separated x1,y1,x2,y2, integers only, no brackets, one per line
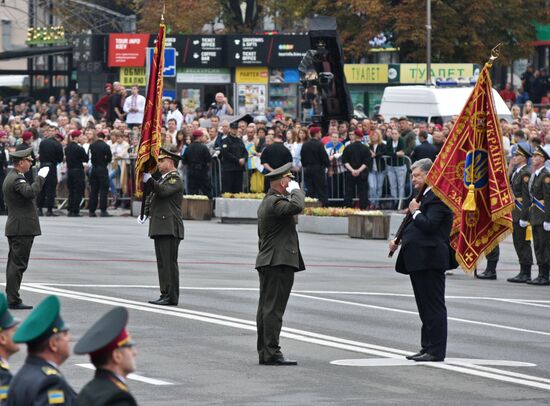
9,147,33,160
0,294,18,332
265,162,295,181
13,296,68,344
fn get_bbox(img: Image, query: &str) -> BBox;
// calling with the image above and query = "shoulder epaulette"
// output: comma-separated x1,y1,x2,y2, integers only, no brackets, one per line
41,366,59,376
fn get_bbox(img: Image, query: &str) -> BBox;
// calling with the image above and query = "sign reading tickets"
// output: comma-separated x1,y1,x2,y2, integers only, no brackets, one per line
400,64,476,83
235,67,269,84
108,34,149,67
119,67,146,87
344,64,388,84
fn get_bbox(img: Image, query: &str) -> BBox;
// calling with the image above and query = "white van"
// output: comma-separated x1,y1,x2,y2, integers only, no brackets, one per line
378,85,512,124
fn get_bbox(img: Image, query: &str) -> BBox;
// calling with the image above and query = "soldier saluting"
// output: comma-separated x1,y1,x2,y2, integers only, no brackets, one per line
507,145,534,283
527,146,550,286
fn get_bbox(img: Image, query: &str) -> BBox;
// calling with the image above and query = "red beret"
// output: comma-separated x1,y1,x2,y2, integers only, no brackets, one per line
22,131,33,141
104,83,113,89
70,130,81,138
354,129,363,137
309,127,321,135
55,132,65,140
192,130,204,138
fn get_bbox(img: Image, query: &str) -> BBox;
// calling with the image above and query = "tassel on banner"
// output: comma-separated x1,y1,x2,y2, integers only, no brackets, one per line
462,184,477,211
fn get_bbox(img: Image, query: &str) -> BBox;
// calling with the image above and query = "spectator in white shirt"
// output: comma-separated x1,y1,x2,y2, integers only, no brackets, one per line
79,105,95,128
166,100,184,130
123,85,146,127
166,119,178,145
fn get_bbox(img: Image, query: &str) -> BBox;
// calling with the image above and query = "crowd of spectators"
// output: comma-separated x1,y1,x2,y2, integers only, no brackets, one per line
1,73,550,214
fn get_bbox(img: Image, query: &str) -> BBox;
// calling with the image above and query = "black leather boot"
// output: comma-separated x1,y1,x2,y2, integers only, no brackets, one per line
527,266,549,285
507,264,532,283
476,261,497,280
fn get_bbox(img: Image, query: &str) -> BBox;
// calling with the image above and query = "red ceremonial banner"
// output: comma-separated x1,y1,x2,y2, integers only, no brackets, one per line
134,25,165,197
426,62,513,272
108,33,149,67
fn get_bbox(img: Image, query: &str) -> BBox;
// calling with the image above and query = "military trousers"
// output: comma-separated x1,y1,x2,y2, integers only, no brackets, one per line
532,225,550,265
36,164,57,210
89,166,109,212
303,166,328,206
512,222,533,266
153,236,181,304
6,236,34,304
410,269,447,359
188,169,212,198
67,168,85,214
256,265,295,362
344,171,369,209
221,170,243,193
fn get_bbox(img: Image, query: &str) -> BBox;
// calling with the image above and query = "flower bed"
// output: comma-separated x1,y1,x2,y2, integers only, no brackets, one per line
298,207,359,234
182,195,212,220
214,197,261,223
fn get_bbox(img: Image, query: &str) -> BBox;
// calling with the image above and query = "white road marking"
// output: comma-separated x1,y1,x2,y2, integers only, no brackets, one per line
291,293,550,337
330,358,536,367
75,363,173,386
19,284,550,392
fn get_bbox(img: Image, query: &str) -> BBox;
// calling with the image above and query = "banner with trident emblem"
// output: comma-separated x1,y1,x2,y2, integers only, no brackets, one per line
426,47,514,272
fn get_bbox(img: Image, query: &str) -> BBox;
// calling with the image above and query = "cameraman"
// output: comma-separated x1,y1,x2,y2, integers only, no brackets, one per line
207,92,233,118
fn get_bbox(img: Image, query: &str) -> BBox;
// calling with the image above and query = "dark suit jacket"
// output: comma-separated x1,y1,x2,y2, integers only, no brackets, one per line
144,170,184,239
369,143,387,172
7,355,77,406
76,369,137,406
256,189,305,271
412,141,437,162
3,169,45,237
396,190,454,274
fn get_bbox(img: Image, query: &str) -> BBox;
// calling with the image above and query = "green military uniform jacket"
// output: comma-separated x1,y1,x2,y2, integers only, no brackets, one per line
2,169,45,237
255,189,305,271
76,369,137,406
529,168,550,226
0,358,11,405
511,164,531,223
144,170,184,239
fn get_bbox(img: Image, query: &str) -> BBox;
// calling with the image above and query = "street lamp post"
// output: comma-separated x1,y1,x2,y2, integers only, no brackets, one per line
426,0,432,86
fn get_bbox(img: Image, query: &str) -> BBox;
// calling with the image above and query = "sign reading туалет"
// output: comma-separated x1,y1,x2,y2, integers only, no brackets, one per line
400,64,478,83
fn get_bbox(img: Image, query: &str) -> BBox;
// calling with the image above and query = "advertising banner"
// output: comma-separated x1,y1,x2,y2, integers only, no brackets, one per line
108,34,149,67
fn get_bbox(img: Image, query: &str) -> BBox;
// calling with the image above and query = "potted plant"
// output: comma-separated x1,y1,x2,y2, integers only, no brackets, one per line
182,195,212,220
348,210,389,240
214,193,265,223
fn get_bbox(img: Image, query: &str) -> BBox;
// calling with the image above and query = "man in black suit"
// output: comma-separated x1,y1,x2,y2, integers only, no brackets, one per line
411,131,437,162
389,158,454,362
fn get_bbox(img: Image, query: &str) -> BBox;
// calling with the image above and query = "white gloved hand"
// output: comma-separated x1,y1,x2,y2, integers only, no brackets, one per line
37,167,50,178
519,220,529,228
136,215,148,225
544,222,550,232
143,173,152,183
286,180,300,193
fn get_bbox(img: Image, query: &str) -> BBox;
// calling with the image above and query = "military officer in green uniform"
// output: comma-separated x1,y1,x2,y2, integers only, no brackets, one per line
3,148,50,309
75,307,137,406
508,145,534,283
7,295,77,405
138,147,184,306
256,162,305,366
0,294,20,405
527,146,550,286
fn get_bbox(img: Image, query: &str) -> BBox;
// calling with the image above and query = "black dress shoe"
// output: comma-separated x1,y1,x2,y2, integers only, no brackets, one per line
263,356,298,366
100,211,112,217
528,277,550,286
148,298,177,306
8,303,33,310
476,270,496,280
37,209,44,216
45,211,59,217
89,212,97,217
405,349,426,360
411,353,444,362
507,274,531,283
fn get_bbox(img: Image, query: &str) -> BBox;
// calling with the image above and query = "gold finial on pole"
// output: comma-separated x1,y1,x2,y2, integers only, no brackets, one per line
161,1,166,23
487,43,502,67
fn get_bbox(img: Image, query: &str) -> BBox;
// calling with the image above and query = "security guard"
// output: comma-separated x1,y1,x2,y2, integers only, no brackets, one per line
36,132,63,217
220,118,248,193
527,146,550,286
65,131,88,217
88,132,113,217
508,145,534,283
0,293,20,405
74,307,137,406
183,130,212,198
139,147,184,306
256,163,305,366
8,295,77,405
3,148,49,309
300,127,330,206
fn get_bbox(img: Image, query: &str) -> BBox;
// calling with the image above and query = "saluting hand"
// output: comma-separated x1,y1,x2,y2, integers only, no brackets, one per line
37,167,50,178
286,180,300,193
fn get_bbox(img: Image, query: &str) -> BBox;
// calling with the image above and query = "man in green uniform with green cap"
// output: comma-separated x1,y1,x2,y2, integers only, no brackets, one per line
256,162,305,366
0,293,20,405
138,147,184,306
74,307,137,405
7,295,77,405
3,147,50,309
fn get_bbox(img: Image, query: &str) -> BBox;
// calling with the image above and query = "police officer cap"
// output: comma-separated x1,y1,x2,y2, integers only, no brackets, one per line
13,295,68,344
0,294,18,332
265,162,295,181
9,147,33,160
74,307,134,357
514,144,532,159
230,114,254,129
533,146,550,161
158,146,181,162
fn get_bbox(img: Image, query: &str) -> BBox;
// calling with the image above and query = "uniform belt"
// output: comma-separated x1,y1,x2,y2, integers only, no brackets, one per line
533,197,545,212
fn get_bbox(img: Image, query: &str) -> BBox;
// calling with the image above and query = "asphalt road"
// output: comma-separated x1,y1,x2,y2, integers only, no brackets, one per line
0,215,549,405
